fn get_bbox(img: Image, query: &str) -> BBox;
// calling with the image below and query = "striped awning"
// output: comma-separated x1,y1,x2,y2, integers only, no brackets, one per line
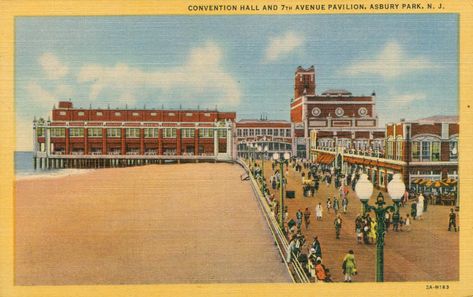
317,154,335,165
432,180,449,188
443,178,457,186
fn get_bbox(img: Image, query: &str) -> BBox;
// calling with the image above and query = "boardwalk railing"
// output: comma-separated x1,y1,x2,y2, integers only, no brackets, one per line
237,159,310,283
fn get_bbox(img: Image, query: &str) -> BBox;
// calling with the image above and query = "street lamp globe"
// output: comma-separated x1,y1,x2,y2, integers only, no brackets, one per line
257,145,262,152
273,152,280,160
355,174,373,202
283,152,291,160
264,145,269,152
387,173,405,201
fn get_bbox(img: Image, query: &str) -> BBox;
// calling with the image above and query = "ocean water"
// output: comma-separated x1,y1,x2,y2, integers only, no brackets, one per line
15,151,93,180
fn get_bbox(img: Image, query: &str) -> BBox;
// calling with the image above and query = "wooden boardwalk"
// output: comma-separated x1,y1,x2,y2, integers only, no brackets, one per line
261,160,459,282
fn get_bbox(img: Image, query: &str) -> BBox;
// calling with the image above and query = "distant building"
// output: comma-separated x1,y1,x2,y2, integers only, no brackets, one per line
290,66,385,158
235,119,294,159
385,115,458,184
312,115,458,188
33,101,236,168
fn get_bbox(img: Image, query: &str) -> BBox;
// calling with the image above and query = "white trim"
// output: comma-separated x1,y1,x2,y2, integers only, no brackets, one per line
409,161,458,166
306,127,384,132
290,101,304,109
43,124,230,129
306,101,373,105
411,134,442,141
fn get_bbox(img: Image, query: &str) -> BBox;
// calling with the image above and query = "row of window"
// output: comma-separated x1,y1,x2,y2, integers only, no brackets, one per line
40,128,228,139
237,128,291,137
58,111,212,117
411,141,441,162
317,138,384,150
237,142,292,151
386,140,458,161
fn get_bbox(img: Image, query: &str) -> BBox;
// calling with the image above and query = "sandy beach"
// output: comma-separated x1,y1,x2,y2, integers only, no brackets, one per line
15,163,291,285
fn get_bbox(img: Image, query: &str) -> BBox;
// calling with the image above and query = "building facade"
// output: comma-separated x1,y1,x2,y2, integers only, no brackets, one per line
290,66,385,158
235,119,294,159
385,115,459,184
311,115,459,190
33,101,236,168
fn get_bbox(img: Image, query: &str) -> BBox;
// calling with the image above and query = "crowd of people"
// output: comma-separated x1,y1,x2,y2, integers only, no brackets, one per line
264,158,359,282
246,156,455,282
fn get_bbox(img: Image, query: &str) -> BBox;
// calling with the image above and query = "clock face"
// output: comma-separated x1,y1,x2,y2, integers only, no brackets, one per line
358,107,368,116
335,107,344,117
311,107,321,117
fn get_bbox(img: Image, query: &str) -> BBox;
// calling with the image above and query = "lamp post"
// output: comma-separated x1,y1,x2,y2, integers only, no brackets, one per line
273,152,291,230
258,145,269,178
355,173,405,282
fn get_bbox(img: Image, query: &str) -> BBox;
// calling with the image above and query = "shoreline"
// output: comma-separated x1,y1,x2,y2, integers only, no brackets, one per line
15,168,96,181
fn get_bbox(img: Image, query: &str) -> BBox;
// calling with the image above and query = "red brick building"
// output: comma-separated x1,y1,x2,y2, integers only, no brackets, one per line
312,115,458,189
385,115,458,184
33,101,236,168
290,66,385,158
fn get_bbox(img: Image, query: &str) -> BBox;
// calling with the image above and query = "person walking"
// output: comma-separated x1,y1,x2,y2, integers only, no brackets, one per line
402,189,409,207
342,250,357,282
334,214,343,239
286,235,297,263
416,194,424,220
369,217,377,244
355,214,363,244
448,208,457,232
296,209,303,230
316,203,323,221
362,218,370,244
326,197,332,214
392,210,400,232
304,207,311,230
333,197,340,215
284,206,289,225
342,196,348,214
404,214,411,231
315,258,327,282
311,236,322,259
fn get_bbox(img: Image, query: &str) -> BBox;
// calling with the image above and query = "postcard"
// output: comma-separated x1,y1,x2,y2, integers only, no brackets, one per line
1,1,472,296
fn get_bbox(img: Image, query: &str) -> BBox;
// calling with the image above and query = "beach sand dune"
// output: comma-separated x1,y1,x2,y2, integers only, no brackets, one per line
15,163,291,285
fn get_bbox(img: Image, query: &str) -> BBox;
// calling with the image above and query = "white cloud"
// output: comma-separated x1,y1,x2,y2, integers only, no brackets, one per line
264,31,304,62
77,42,241,106
25,82,74,108
25,82,56,107
395,92,427,106
39,53,69,80
385,92,427,108
342,41,438,79
18,82,76,150
16,115,34,151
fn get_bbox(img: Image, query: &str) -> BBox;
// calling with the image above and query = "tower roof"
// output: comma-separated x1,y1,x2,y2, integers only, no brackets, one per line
295,65,315,74
321,89,352,96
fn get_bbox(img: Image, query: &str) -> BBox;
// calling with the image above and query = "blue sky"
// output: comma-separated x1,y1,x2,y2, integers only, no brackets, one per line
15,14,458,150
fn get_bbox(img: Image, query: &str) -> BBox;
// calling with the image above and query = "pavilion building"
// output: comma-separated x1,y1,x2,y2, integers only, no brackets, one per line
290,65,385,158
33,101,236,169
235,119,294,159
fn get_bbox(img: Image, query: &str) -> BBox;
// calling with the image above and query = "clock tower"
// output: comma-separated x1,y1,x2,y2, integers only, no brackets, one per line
294,65,316,99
